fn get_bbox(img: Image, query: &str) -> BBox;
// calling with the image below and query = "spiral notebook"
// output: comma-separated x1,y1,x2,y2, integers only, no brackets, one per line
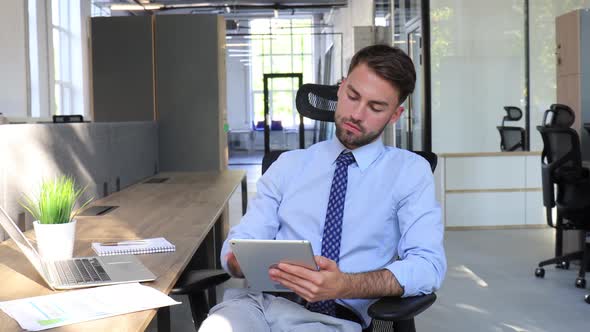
91,237,176,256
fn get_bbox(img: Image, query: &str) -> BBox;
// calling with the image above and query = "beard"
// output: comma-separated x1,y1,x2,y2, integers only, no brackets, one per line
335,115,388,149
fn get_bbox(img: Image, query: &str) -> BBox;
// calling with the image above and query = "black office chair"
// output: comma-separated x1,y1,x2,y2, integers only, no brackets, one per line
173,84,438,332
497,106,525,151
534,103,590,290
263,83,438,332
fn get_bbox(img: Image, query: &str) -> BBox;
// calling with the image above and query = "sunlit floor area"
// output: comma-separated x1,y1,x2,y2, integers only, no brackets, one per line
148,167,590,332
418,229,589,332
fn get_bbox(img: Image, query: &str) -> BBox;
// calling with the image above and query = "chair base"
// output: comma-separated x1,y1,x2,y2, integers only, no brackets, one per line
537,250,583,269
535,237,590,288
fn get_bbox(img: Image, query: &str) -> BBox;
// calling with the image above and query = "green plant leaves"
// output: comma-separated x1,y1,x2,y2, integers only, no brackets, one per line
20,176,93,225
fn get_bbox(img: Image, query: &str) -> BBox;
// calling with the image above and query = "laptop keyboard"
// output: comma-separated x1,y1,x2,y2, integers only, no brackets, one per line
55,258,111,285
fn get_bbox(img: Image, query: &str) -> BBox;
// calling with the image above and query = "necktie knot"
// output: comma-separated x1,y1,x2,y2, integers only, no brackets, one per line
336,152,355,167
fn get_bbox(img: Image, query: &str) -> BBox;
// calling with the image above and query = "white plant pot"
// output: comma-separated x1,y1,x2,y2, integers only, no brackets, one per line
33,219,77,261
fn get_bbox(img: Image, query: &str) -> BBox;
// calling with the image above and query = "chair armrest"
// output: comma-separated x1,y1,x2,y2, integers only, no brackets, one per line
170,269,231,295
368,293,436,321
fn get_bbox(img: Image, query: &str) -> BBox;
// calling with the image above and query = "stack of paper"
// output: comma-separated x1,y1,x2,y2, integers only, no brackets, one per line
0,283,180,331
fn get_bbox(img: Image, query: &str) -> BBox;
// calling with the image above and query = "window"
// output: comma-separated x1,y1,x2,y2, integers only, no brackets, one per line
91,2,110,17
51,0,74,116
28,0,89,119
249,18,314,128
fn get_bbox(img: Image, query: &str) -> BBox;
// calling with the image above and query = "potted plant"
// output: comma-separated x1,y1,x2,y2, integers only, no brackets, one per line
21,176,92,260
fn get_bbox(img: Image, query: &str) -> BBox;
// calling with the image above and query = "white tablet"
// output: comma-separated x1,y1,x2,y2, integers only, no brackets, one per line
230,239,318,292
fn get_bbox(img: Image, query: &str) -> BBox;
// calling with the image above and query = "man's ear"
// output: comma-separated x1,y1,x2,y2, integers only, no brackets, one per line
389,105,405,124
337,78,347,97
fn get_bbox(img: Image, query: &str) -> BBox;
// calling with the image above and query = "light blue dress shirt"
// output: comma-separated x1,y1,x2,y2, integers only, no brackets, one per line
221,136,447,327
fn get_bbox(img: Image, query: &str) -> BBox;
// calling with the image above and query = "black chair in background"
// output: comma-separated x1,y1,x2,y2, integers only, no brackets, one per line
497,106,525,151
534,103,590,289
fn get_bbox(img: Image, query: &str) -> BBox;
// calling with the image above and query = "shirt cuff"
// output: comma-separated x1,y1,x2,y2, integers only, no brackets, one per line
386,260,420,297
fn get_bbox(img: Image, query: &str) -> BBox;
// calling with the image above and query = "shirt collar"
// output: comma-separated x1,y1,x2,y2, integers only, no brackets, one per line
327,136,385,172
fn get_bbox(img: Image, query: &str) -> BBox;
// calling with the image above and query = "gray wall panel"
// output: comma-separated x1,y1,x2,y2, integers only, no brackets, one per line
91,16,154,122
156,15,223,171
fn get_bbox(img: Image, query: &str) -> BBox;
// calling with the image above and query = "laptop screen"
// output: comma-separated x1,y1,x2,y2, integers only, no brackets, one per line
0,207,48,283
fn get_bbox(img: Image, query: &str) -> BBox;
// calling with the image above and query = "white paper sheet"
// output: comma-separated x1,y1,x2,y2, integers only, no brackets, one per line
0,283,180,331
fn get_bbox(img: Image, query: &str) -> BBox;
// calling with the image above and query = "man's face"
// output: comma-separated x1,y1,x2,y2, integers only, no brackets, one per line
335,62,403,150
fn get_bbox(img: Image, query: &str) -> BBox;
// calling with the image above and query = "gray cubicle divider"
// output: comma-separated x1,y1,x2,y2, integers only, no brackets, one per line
156,15,226,172
0,121,158,241
91,14,226,172
91,16,155,122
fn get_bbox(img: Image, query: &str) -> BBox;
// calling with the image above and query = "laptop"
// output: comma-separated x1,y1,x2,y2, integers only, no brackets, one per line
0,207,156,290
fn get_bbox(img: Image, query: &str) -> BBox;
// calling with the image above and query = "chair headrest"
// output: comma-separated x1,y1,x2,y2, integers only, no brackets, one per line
295,84,338,122
503,106,522,121
542,104,575,128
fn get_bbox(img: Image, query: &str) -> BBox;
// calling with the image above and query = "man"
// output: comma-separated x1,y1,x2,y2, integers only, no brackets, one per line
200,44,446,332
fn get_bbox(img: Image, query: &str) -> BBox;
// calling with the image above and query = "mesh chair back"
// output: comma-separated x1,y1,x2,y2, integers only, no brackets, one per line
498,106,525,151
295,84,338,122
537,127,580,208
537,104,584,209
497,126,525,151
539,104,579,165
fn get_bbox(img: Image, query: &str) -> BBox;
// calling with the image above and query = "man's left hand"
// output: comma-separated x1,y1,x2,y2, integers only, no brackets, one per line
269,256,349,303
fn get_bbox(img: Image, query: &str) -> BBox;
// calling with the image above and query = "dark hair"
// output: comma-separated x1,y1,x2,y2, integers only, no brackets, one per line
348,44,416,105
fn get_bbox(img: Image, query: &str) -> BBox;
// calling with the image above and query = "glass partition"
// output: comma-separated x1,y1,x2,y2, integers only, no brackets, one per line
529,0,590,151
430,0,525,153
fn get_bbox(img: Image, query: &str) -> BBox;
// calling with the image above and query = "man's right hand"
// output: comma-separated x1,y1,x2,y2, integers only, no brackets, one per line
225,251,244,278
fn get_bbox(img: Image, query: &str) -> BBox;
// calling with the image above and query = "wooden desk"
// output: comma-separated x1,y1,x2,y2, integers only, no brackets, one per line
0,170,246,331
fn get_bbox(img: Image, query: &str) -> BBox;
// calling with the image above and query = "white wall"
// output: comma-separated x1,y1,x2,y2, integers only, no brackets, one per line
0,0,28,117
326,0,374,72
226,55,251,130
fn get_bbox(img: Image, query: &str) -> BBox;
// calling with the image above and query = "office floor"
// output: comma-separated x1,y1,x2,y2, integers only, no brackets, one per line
228,149,264,166
148,165,590,332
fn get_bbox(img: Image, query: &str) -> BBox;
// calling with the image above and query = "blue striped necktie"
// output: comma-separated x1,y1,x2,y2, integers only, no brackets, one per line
308,151,356,316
